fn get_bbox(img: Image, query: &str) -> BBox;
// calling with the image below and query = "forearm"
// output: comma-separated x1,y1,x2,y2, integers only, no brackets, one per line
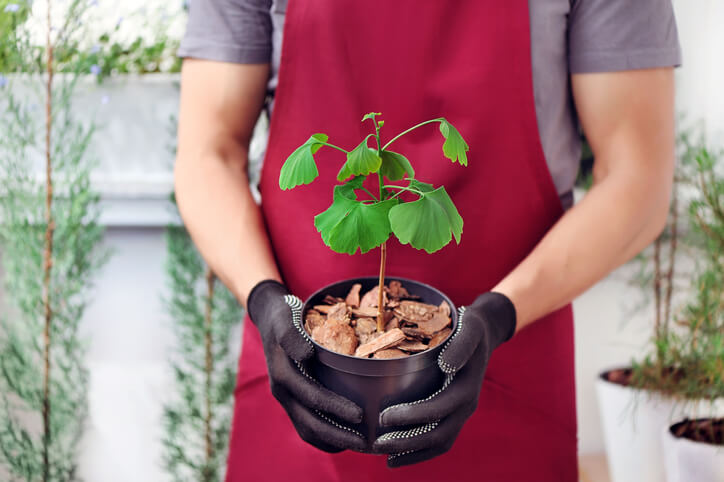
175,144,280,307
493,168,671,329
493,67,675,330
174,60,277,307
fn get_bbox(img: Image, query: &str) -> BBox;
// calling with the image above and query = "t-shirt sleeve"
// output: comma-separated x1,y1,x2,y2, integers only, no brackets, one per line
568,0,682,73
177,0,273,64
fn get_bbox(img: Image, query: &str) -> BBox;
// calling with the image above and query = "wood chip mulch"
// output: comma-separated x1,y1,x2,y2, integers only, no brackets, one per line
305,281,452,358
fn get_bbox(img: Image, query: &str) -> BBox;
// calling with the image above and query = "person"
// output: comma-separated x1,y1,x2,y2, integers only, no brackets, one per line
174,0,681,480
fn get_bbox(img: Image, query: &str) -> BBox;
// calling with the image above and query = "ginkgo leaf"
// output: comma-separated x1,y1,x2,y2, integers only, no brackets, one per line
337,138,382,181
439,119,469,166
389,186,463,253
380,150,415,181
279,133,328,190
314,176,362,245
327,199,397,255
408,179,434,193
314,176,397,255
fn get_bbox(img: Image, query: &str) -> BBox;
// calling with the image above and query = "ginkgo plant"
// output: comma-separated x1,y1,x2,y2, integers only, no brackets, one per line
279,112,469,332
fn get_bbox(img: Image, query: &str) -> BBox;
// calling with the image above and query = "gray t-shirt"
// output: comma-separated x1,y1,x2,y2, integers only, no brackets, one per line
178,0,681,208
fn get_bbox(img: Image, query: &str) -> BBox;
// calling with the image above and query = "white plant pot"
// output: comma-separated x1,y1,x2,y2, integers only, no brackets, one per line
662,420,724,482
596,370,724,482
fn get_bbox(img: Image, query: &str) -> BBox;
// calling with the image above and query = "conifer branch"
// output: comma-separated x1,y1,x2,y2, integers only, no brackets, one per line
0,2,104,479
162,205,242,481
42,2,55,479
203,269,215,480
663,182,678,336
653,236,662,341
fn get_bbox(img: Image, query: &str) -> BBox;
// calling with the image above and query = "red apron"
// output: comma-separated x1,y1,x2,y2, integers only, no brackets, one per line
227,1,578,480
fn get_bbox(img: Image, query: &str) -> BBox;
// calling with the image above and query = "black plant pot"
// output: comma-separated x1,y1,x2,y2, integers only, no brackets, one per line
302,276,457,452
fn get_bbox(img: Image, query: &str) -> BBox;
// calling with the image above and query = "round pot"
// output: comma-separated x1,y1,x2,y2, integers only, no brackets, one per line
596,369,688,482
662,418,724,482
596,369,724,482
302,276,457,452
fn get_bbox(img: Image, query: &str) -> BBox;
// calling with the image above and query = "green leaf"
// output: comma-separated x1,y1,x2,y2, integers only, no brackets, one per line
439,119,469,166
389,186,463,253
408,179,434,193
696,149,714,170
342,174,366,191
314,177,397,255
314,177,364,244
278,133,328,190
337,138,382,181
328,199,398,255
362,112,382,122
380,150,415,181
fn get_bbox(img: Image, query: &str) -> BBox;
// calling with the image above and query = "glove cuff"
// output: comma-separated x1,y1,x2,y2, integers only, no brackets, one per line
247,279,288,325
472,291,517,347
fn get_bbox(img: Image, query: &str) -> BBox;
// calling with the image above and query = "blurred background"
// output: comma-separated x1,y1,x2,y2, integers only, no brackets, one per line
0,1,722,481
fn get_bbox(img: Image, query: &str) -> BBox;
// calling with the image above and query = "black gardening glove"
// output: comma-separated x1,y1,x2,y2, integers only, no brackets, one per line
372,292,516,467
247,279,366,453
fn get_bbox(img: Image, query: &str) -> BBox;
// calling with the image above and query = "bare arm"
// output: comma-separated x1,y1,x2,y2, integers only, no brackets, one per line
174,59,280,306
493,67,676,330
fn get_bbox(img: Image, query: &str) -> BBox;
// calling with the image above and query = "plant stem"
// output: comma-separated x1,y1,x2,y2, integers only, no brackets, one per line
375,119,387,333
203,270,215,481
382,184,426,197
653,236,662,367
382,118,442,151
359,186,378,202
663,182,678,338
376,242,387,332
42,2,55,480
318,141,348,154
373,119,382,154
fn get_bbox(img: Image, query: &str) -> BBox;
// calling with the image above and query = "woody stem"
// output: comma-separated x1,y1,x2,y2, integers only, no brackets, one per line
203,269,215,479
375,126,387,333
42,2,54,480
377,242,387,332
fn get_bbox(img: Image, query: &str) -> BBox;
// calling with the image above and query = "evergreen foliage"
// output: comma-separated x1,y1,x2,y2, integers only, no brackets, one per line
0,1,107,480
630,131,724,402
161,204,243,481
666,146,724,400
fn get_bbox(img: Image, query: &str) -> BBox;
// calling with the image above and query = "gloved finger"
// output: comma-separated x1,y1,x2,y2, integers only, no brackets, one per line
284,396,367,453
269,384,344,453
275,294,314,362
387,443,449,468
272,349,363,424
379,368,476,427
437,307,484,374
373,401,474,455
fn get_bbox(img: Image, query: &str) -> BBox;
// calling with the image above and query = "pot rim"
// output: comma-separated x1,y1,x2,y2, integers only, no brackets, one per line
597,368,724,406
665,417,724,448
598,366,634,382
302,276,457,372
596,367,683,403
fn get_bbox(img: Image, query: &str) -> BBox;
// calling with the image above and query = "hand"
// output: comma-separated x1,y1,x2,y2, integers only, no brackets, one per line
372,292,516,467
247,280,366,453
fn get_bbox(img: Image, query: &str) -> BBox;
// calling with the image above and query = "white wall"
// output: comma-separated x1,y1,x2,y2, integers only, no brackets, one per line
2,1,723,478
672,0,724,142
78,227,174,482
